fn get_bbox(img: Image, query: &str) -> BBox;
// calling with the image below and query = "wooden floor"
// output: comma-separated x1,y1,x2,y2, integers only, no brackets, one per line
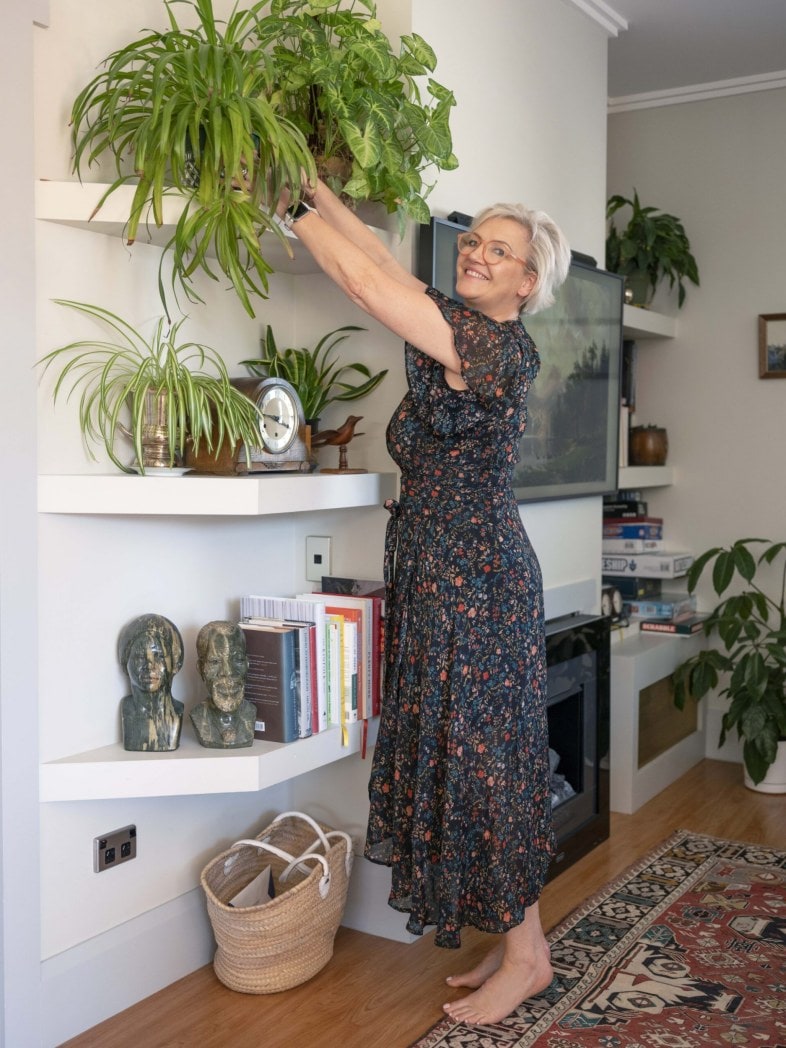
63,760,784,1048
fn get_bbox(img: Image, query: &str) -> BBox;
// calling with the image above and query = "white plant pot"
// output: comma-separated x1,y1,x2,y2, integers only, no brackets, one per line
744,738,786,794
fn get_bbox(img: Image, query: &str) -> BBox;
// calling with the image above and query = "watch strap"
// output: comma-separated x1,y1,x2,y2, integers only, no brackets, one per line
284,200,317,229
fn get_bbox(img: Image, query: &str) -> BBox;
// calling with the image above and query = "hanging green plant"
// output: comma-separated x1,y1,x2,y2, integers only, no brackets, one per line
257,0,458,227
69,0,458,317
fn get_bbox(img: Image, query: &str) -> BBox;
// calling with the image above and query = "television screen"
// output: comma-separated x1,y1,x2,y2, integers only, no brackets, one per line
417,216,623,503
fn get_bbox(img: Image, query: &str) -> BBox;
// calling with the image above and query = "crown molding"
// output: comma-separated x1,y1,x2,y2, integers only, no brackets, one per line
609,70,786,113
564,0,627,37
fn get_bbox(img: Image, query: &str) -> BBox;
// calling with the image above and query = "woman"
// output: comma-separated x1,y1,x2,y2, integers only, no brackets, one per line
280,180,570,1025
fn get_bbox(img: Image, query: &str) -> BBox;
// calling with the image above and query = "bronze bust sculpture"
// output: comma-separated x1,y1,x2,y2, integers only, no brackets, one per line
190,620,256,748
118,613,184,751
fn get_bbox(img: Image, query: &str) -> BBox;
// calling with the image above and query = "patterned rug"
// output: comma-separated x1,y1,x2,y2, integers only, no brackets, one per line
410,829,786,1047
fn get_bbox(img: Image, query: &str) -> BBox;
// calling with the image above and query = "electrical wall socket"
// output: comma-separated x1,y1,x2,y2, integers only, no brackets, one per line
94,824,137,873
305,536,332,583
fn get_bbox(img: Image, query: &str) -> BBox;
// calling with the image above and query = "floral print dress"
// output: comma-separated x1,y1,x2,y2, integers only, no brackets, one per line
365,287,556,949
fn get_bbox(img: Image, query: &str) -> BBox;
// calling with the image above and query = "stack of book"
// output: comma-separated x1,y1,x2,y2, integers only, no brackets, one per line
602,491,693,585
238,577,385,746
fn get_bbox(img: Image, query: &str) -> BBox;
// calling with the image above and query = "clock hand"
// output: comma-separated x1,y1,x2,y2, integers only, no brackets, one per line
262,412,283,423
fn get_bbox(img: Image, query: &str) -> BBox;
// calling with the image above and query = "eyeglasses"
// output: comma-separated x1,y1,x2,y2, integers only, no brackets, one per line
456,231,530,267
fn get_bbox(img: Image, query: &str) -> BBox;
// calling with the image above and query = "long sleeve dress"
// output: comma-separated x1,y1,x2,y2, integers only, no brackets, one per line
364,287,556,949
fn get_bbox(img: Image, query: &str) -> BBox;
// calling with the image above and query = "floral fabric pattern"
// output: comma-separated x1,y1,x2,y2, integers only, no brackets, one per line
365,287,556,948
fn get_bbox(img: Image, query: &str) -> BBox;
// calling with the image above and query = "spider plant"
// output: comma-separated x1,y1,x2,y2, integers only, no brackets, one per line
69,0,315,319
36,300,264,474
69,0,457,317
241,324,387,421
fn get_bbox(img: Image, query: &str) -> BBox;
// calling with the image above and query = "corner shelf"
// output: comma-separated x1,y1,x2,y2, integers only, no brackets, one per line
617,465,674,489
35,179,395,275
623,305,677,340
40,721,376,802
38,471,398,516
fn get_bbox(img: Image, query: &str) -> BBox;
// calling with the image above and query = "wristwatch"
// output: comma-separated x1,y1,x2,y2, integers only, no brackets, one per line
284,200,317,229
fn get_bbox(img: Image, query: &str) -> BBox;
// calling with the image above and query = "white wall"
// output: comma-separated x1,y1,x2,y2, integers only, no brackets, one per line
0,6,43,1047
607,86,786,763
25,1,613,1041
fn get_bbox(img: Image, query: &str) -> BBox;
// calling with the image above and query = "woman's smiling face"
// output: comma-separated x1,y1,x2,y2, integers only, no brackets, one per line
454,216,536,321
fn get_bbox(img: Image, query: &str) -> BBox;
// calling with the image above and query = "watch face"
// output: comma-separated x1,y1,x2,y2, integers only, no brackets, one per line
258,383,299,454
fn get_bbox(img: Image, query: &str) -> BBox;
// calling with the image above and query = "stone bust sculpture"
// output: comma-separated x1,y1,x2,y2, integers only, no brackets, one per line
118,613,184,752
190,620,256,748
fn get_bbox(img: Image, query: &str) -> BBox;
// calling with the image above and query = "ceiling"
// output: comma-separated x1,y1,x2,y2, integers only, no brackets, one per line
606,0,786,99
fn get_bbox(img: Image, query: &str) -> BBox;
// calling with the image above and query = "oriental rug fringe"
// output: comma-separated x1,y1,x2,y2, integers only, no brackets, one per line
410,829,786,1047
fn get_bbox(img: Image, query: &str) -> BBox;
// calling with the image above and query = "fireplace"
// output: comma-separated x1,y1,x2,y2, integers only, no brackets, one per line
543,612,610,880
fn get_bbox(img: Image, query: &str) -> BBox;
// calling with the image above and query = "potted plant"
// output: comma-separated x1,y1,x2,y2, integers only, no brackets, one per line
672,538,786,791
36,300,265,474
70,0,314,319
69,0,457,317
241,323,388,425
605,189,700,308
256,0,458,228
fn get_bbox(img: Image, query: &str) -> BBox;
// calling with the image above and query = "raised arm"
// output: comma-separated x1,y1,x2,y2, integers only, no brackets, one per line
280,180,463,379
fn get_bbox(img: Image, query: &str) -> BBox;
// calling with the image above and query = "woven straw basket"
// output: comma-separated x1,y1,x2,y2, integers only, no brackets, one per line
200,811,353,994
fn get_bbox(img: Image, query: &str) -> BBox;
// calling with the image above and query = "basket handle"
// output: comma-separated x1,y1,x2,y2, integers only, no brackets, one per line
231,838,333,900
270,811,354,877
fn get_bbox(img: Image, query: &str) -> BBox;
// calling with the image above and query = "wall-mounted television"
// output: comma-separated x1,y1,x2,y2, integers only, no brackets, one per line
417,216,624,504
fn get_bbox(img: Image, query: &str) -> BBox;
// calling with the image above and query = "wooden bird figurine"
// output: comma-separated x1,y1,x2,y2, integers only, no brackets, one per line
310,415,364,448
311,415,366,473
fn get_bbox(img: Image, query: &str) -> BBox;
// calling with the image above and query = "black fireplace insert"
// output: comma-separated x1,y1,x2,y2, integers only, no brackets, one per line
543,612,610,880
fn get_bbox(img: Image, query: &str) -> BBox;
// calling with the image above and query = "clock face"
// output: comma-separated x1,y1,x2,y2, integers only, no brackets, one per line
257,381,301,454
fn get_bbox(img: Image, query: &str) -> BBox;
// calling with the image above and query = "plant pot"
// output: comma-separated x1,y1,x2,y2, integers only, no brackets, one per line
625,270,653,308
744,738,786,794
629,425,668,466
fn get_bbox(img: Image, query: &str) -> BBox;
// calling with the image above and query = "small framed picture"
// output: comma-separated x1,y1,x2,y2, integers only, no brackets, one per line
758,313,786,378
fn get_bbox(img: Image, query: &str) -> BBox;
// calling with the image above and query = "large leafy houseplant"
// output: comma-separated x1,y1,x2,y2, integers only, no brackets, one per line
673,538,786,785
241,323,387,421
36,300,265,474
256,0,457,226
605,189,700,308
69,0,457,317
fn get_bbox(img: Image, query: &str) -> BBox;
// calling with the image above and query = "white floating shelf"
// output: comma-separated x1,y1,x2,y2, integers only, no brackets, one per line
35,179,395,275
623,305,677,340
40,721,376,802
618,465,674,489
38,471,398,516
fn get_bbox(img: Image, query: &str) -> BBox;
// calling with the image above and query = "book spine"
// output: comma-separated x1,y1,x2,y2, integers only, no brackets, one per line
639,618,704,635
602,521,664,539
625,595,697,619
602,538,664,554
241,625,299,743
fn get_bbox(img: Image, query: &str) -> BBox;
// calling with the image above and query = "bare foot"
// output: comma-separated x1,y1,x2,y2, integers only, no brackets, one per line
445,943,504,989
443,942,553,1026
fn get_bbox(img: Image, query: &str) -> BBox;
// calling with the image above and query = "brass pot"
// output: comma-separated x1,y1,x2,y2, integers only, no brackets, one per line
629,425,668,466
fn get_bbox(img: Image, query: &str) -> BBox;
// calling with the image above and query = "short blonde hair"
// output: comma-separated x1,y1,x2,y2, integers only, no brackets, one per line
472,203,571,315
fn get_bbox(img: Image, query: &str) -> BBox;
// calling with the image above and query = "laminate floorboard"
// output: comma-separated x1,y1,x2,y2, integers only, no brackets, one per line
61,760,784,1048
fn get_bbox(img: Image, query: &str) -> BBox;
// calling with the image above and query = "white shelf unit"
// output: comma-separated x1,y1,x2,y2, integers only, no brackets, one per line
619,306,677,489
35,181,400,803
38,470,396,800
617,465,674,489
38,471,398,516
40,721,376,802
35,179,395,275
610,630,706,814
622,304,677,340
